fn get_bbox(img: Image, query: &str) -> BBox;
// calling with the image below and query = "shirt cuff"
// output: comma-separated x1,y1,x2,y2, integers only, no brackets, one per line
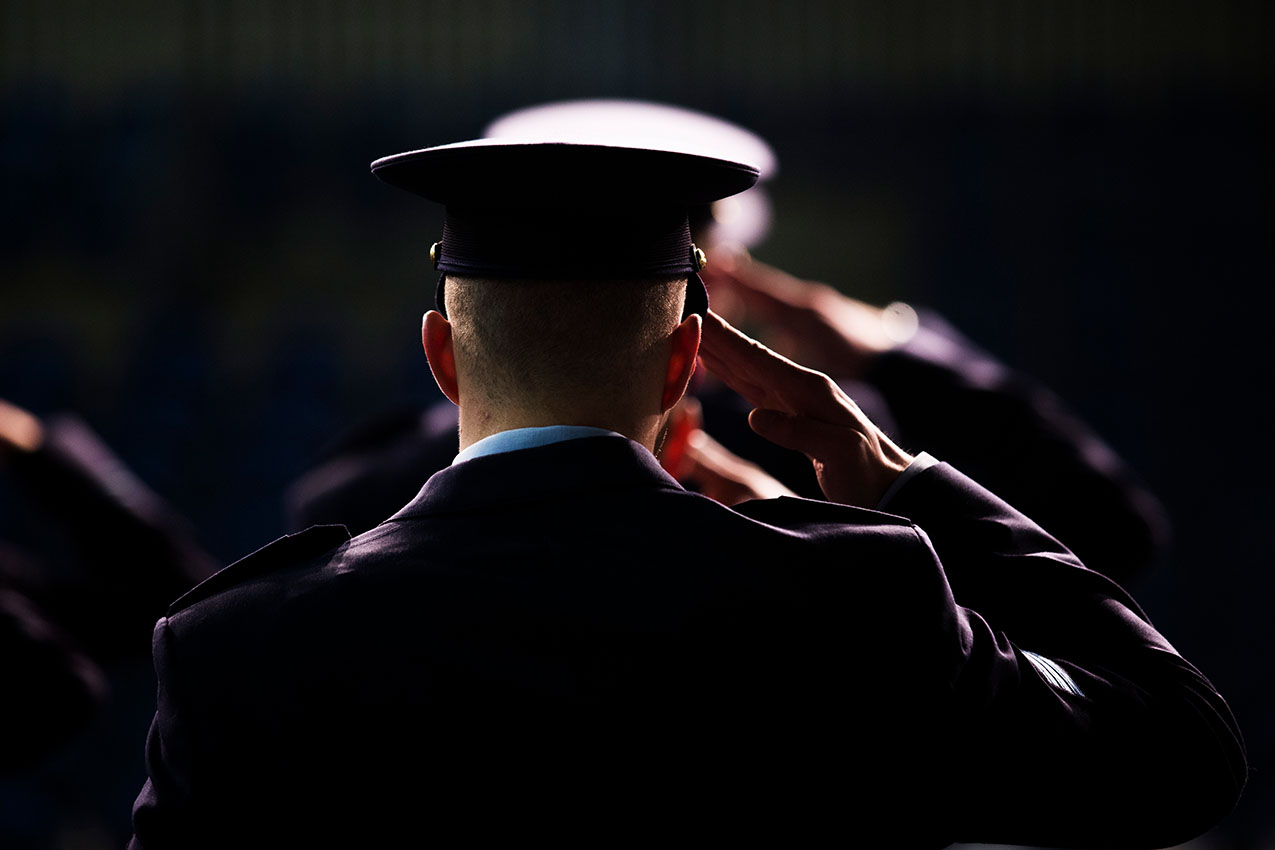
875,452,939,511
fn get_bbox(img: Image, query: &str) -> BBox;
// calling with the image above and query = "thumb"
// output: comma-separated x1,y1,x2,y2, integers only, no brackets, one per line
748,408,856,459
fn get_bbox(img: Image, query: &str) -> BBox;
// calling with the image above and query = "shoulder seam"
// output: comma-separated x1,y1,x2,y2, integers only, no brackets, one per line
167,524,351,614
733,495,914,527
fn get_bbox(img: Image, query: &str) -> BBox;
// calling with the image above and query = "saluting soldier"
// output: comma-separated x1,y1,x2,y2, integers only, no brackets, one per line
131,138,1243,849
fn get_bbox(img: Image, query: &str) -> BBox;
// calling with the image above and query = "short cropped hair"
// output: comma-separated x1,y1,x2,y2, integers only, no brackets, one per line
446,276,688,413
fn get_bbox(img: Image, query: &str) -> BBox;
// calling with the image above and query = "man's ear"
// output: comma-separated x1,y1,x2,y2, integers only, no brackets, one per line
661,313,702,413
422,310,460,406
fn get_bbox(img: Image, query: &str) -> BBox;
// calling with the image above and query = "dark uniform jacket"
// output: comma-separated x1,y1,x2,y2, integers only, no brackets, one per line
130,436,1244,849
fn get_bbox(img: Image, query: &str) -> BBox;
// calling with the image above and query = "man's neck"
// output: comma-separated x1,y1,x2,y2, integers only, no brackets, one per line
458,406,664,454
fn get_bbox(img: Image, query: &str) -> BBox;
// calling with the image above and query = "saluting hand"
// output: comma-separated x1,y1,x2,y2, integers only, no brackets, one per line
697,311,914,508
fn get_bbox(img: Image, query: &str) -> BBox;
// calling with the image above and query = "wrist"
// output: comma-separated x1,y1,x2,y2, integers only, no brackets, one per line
876,451,938,511
869,432,915,505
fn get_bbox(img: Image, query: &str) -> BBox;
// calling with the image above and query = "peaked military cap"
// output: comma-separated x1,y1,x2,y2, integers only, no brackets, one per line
370,139,761,318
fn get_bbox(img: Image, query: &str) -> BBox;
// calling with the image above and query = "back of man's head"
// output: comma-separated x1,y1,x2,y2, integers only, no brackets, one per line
445,275,687,423
373,140,761,444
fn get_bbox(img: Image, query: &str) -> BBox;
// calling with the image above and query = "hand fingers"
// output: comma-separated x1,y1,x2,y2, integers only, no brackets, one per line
748,409,867,461
697,339,798,416
694,356,770,410
699,311,804,396
697,312,785,410
699,311,851,423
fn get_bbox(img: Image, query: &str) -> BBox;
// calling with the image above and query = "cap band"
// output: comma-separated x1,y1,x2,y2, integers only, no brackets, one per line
431,205,709,319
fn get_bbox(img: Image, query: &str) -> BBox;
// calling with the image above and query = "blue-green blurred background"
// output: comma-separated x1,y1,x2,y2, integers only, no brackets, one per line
2,1,1271,847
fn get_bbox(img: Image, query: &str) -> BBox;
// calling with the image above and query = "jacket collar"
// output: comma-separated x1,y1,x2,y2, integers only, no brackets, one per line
387,435,685,520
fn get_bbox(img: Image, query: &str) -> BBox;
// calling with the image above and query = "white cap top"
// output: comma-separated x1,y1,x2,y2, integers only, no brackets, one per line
485,99,778,180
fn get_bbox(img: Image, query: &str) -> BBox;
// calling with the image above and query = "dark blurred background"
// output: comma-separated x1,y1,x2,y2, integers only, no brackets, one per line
1,1,1270,847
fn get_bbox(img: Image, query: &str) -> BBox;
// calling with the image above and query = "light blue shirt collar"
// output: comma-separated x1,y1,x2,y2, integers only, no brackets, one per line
452,425,625,466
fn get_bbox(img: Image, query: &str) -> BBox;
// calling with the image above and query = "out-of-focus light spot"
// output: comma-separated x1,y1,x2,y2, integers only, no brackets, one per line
882,301,919,345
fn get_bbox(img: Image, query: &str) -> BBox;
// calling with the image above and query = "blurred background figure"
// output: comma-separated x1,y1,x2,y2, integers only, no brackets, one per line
0,399,217,847
0,400,107,778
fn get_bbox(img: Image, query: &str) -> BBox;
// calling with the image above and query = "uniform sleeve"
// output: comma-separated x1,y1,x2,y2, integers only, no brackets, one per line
887,462,1246,848
129,618,198,850
865,310,1171,585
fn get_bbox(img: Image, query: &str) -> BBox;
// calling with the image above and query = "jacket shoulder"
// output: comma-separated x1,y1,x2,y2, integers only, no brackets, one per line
732,495,915,529
167,524,352,615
